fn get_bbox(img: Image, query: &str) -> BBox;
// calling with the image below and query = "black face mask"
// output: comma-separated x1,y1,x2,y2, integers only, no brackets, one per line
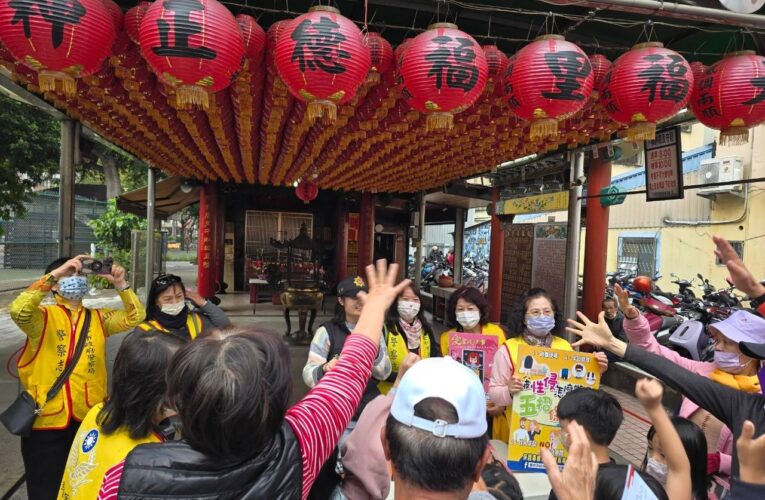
155,306,190,332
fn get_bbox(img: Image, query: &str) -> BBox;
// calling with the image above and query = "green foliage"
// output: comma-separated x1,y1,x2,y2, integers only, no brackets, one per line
88,199,146,252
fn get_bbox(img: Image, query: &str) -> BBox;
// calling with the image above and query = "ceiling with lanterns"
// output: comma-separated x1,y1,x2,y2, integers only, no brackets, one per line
0,0,762,194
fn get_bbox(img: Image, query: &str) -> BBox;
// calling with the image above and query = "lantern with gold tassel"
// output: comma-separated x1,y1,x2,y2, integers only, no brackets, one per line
364,32,393,84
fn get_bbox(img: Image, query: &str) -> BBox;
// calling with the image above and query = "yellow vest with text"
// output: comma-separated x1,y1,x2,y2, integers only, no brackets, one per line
379,323,433,395
137,313,203,340
58,403,162,500
440,323,508,440
17,305,108,430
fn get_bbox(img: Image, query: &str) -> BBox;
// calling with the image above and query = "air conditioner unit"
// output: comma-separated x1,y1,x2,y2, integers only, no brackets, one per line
697,157,744,199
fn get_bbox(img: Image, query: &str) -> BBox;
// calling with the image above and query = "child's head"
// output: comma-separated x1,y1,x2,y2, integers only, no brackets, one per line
594,465,668,500
642,416,708,499
557,388,623,448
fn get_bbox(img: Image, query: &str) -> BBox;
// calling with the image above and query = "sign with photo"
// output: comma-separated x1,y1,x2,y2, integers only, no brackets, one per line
448,332,499,392
645,127,684,201
507,345,600,472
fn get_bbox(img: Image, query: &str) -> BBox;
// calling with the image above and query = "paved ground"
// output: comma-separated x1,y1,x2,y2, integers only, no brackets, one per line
0,262,653,498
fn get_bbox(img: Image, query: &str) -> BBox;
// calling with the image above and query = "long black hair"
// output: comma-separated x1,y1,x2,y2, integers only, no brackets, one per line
643,416,709,500
385,284,435,337
507,288,565,338
595,465,668,500
145,274,186,321
97,330,185,439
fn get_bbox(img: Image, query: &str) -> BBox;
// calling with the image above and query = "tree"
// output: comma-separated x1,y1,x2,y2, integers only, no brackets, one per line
88,199,146,264
0,93,60,229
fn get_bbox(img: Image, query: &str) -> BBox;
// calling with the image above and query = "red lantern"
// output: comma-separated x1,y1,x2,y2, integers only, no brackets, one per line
690,61,707,86
275,6,370,123
139,0,245,109
691,52,765,145
0,0,116,95
400,23,488,130
124,2,150,44
296,179,319,204
236,14,266,66
589,54,611,99
504,35,593,140
364,32,393,83
600,42,693,141
102,0,123,30
483,45,508,95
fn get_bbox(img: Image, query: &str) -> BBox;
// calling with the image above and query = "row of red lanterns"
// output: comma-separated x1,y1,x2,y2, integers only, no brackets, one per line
0,0,763,146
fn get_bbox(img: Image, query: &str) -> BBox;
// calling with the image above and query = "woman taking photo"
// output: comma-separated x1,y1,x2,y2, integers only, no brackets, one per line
379,284,440,394
137,274,231,340
440,285,507,439
488,288,608,443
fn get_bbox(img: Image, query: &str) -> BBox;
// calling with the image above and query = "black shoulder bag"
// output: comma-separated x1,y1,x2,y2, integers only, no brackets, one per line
1,309,92,437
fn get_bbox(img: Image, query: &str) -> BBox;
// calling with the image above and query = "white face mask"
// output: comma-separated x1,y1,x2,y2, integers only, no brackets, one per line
456,311,481,329
160,301,186,316
645,457,668,486
397,300,421,322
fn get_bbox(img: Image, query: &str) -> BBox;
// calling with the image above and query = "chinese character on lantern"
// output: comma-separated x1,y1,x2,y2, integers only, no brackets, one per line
10,0,86,48
290,16,350,74
637,53,690,103
425,35,479,92
151,0,216,60
541,51,592,101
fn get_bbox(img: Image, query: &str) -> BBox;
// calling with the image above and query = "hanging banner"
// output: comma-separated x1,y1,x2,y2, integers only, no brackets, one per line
507,345,600,472
645,126,684,201
497,191,569,215
448,332,499,392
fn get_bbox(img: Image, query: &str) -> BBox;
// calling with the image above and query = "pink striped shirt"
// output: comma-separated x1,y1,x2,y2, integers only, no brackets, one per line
97,334,378,500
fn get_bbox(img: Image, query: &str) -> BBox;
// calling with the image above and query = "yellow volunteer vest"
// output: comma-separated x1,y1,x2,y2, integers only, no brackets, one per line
17,305,108,430
58,403,162,500
440,323,508,441
498,336,573,444
379,324,433,395
138,312,203,340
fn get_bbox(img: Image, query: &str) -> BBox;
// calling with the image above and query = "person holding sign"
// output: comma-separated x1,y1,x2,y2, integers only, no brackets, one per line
440,286,508,440
488,289,609,445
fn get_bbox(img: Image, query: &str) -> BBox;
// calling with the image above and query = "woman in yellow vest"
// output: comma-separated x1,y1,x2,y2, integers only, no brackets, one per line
488,288,609,444
440,286,508,440
379,284,440,394
136,274,231,340
59,329,185,499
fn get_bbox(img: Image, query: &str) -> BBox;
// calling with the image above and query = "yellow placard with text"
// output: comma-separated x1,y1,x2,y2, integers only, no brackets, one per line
507,345,600,472
497,191,569,215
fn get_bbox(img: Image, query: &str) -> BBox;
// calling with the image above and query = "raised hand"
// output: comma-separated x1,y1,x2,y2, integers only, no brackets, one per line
357,260,411,312
635,378,663,411
541,421,598,500
566,311,627,358
614,284,639,320
49,255,87,279
714,235,765,299
737,420,765,485
103,264,128,290
185,289,207,307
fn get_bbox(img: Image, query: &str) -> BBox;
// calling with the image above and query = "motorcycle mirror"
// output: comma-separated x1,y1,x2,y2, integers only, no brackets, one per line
697,273,704,280
726,277,734,286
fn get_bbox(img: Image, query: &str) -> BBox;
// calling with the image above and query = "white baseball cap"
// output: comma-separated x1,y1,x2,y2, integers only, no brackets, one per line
390,357,487,438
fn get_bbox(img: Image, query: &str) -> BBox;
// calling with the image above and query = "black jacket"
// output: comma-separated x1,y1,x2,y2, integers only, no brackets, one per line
118,422,302,499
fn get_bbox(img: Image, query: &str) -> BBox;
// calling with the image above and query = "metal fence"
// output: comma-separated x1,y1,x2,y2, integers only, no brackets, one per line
0,192,107,269
617,237,658,278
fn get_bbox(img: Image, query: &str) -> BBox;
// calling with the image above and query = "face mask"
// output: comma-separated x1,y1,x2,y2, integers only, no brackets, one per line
526,316,556,337
58,276,89,301
160,302,186,317
398,300,421,322
714,350,752,374
456,311,480,329
645,457,668,486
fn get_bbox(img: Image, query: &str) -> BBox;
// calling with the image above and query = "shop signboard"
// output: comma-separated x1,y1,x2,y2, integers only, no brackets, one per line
496,191,569,215
507,345,600,472
448,332,499,392
645,126,684,201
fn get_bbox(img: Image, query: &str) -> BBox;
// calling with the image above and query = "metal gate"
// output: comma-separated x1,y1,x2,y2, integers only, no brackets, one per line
618,237,658,277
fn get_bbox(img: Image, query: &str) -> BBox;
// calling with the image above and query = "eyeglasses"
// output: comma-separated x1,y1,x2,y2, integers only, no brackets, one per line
155,274,182,287
526,309,554,318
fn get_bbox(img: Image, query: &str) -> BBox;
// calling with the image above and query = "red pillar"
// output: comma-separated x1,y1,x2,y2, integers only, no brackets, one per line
357,193,375,270
197,183,218,297
582,155,612,321
335,203,348,283
488,187,504,323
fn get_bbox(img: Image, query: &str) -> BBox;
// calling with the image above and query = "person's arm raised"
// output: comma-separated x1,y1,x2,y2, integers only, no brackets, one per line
353,260,411,345
636,379,692,500
567,311,628,357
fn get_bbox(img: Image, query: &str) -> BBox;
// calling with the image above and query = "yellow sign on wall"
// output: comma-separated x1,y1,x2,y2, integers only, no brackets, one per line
506,344,600,472
497,191,569,215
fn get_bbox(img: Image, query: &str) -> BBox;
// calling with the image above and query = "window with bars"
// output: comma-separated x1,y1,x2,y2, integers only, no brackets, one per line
617,237,658,278
244,211,313,258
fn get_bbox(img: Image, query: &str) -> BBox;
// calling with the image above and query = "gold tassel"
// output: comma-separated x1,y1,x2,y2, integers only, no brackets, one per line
365,71,381,85
530,118,558,141
627,121,656,142
175,85,209,109
426,112,454,131
39,71,77,97
307,100,337,124
719,126,749,146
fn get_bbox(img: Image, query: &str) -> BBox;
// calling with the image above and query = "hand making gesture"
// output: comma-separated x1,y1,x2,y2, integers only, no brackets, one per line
566,311,628,359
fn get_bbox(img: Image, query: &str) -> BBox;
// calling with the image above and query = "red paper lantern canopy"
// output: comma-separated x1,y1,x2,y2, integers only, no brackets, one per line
296,179,319,203
139,0,245,108
483,45,508,95
589,54,611,99
237,14,266,66
275,6,371,124
691,51,765,145
124,1,151,44
400,23,488,130
600,42,693,141
504,35,594,140
364,31,393,83
0,0,116,95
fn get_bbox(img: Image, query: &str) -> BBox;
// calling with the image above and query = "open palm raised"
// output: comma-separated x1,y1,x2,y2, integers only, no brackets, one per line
566,311,628,358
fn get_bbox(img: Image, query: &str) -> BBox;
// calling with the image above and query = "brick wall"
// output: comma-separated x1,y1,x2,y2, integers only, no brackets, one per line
501,224,534,324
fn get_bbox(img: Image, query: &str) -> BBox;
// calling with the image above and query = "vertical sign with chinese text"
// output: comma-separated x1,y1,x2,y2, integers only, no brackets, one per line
644,126,684,201
507,345,600,472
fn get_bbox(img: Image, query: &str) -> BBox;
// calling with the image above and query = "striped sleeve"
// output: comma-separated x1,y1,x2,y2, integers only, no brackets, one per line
285,334,378,500
302,326,331,388
96,460,124,500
